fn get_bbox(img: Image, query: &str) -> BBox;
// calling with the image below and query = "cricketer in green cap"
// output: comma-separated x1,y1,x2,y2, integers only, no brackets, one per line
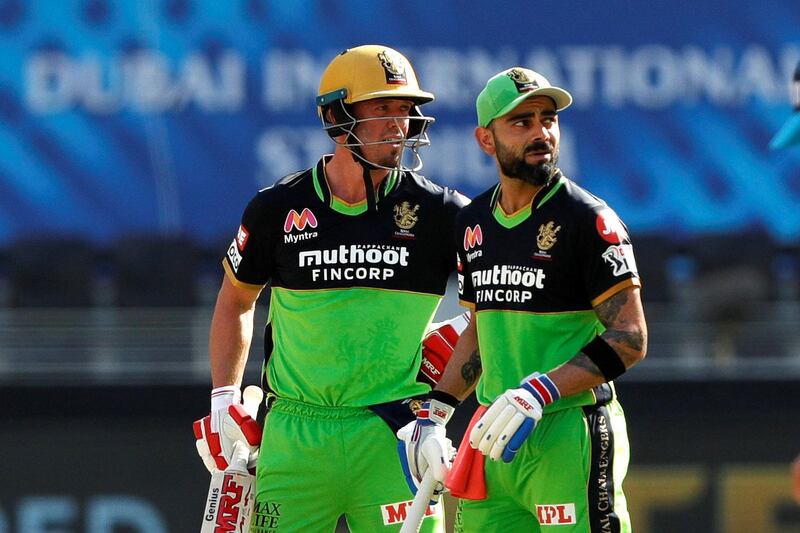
476,67,573,127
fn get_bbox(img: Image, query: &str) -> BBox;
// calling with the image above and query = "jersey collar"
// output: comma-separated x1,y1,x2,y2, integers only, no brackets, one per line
312,156,401,216
491,170,566,229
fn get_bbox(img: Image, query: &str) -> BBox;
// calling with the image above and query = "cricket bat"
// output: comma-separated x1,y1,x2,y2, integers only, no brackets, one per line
200,385,263,533
399,470,438,533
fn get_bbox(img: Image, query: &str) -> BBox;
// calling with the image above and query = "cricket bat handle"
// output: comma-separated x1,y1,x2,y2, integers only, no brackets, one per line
400,470,437,533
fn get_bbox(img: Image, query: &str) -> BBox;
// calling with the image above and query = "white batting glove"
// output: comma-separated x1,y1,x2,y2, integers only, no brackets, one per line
469,372,560,463
397,398,456,501
193,385,263,472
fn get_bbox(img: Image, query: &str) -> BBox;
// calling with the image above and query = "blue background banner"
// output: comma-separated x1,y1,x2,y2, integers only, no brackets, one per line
2,0,800,247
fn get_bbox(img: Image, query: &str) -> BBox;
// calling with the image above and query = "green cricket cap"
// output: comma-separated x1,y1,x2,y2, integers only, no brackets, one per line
476,67,573,127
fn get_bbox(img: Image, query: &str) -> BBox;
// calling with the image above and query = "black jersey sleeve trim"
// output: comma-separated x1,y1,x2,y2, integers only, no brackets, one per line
223,260,266,291
458,299,476,310
590,278,640,307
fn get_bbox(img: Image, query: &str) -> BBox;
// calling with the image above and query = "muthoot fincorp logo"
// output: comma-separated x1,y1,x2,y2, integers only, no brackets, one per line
299,244,410,281
471,264,545,304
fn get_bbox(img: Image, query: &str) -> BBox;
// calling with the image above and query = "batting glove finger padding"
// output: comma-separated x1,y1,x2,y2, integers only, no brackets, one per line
195,385,264,472
193,418,220,473
469,373,559,463
396,398,456,500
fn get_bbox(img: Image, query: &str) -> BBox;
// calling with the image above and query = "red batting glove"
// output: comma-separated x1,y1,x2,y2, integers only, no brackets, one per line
418,312,470,386
193,386,262,472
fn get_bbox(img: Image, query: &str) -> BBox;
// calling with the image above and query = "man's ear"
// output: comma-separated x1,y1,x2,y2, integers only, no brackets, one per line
474,126,496,156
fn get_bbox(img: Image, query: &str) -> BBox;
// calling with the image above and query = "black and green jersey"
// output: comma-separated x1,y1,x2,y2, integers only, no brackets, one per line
223,156,467,407
456,171,640,410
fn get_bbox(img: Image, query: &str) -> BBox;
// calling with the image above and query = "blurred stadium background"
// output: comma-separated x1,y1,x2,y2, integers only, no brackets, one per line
0,1,799,532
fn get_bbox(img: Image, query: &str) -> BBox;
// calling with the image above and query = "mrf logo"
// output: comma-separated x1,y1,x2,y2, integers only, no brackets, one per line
513,396,534,412
381,500,438,525
214,474,246,531
463,225,483,250
536,503,576,525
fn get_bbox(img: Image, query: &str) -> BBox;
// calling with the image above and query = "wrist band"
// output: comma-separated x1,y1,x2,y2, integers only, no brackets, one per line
211,385,241,411
522,372,560,405
429,389,461,408
580,336,626,381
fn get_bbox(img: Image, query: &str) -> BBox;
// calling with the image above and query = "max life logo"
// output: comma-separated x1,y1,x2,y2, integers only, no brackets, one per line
536,503,576,525
381,499,438,525
214,473,250,532
283,208,319,244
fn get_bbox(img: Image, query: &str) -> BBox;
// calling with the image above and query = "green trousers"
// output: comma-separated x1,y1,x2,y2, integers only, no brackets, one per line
252,397,445,533
454,399,632,533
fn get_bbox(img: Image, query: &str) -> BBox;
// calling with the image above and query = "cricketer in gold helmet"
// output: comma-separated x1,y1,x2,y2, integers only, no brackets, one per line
316,45,435,172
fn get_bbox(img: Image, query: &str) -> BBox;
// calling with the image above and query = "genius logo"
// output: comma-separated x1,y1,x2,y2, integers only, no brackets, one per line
463,225,483,250
284,208,318,233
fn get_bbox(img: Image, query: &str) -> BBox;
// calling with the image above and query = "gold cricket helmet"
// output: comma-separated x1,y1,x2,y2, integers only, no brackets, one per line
316,45,434,108
315,45,435,171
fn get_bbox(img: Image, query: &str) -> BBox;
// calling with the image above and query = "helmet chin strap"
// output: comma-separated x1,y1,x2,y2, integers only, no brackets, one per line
354,149,381,212
348,140,387,213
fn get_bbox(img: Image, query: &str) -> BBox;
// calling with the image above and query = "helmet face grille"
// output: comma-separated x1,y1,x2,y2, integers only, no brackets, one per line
319,99,434,172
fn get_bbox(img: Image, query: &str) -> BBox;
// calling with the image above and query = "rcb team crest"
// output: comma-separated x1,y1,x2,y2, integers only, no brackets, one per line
393,202,420,230
536,221,561,251
508,68,539,92
378,50,408,85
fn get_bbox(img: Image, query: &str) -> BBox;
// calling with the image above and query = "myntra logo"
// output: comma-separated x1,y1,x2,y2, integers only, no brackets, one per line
463,225,483,250
536,503,576,525
284,209,318,233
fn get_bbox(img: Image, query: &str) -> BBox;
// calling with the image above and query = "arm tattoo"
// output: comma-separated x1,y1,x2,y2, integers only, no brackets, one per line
594,288,647,366
461,349,482,387
595,289,628,326
603,329,645,355
566,353,604,377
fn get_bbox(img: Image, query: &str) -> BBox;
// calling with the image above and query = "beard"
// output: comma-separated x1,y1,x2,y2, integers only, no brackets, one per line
495,137,559,186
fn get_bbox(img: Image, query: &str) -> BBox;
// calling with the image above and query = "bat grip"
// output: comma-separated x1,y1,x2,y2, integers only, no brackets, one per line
399,470,437,533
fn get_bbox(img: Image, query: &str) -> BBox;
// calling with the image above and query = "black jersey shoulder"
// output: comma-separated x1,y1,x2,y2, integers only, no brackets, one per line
251,168,314,207
456,185,494,226
554,176,612,218
399,172,470,211
236,168,317,243
455,174,618,231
